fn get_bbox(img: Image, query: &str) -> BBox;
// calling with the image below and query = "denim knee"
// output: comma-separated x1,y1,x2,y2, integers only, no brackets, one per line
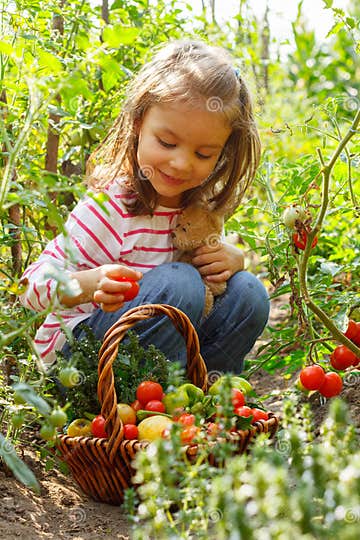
145,262,205,321
228,271,270,333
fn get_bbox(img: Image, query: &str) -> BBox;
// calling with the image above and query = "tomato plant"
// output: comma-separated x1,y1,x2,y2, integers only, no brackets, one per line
136,381,164,405
58,366,81,388
299,365,325,390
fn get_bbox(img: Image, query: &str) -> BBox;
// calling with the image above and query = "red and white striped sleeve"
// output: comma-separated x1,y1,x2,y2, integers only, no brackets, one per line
19,191,121,312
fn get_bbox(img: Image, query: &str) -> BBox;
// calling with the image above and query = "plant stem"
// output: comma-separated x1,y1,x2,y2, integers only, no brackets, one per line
298,108,360,357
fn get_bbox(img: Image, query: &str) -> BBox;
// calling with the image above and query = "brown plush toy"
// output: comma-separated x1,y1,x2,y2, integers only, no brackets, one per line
171,204,227,317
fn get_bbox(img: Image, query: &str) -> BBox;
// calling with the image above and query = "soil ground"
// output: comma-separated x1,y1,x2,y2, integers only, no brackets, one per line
1,295,359,540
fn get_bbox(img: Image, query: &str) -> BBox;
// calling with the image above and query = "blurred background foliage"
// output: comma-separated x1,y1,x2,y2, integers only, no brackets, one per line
0,0,359,408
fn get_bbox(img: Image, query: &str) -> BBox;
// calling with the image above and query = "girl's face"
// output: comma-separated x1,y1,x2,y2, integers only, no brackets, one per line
136,102,232,207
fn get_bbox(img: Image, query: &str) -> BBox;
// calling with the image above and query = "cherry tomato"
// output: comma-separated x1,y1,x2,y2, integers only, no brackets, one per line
176,413,196,426
123,424,139,440
180,425,200,444
91,415,108,438
251,408,269,423
331,345,357,370
299,365,325,390
232,388,245,408
352,322,360,346
136,381,163,405
113,276,140,301
318,372,343,398
344,319,358,341
206,422,221,437
145,400,166,413
131,399,142,412
292,231,318,251
234,405,253,418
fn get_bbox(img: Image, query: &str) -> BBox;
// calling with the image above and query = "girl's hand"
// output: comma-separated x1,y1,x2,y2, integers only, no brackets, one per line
60,265,142,311
191,243,244,284
93,265,143,312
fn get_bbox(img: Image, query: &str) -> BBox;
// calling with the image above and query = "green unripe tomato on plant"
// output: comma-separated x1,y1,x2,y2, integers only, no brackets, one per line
58,366,81,388
39,423,56,441
11,411,25,429
49,408,68,428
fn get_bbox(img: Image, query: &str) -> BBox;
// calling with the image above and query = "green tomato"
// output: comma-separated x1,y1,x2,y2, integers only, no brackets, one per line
11,412,25,429
49,408,68,428
163,388,190,416
39,423,56,441
58,366,81,388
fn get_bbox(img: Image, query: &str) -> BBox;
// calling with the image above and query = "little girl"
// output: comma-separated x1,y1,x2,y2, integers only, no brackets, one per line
20,40,269,375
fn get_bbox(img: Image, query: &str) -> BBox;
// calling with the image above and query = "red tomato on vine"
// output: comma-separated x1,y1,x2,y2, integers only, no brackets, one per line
299,365,325,390
292,231,318,250
318,372,343,398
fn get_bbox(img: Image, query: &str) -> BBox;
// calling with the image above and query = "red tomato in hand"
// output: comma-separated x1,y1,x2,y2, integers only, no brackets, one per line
113,276,140,301
232,388,245,408
330,345,357,370
292,231,318,250
136,381,163,405
251,408,269,423
91,415,108,438
318,372,343,398
299,365,325,390
145,400,166,413
123,424,139,440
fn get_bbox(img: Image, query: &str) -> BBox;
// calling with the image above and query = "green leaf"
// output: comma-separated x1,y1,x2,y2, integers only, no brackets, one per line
37,50,63,74
0,434,40,494
322,0,333,8
12,382,51,416
0,41,14,55
102,25,140,47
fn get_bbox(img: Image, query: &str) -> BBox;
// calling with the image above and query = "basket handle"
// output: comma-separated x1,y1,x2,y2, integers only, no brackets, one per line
97,303,208,461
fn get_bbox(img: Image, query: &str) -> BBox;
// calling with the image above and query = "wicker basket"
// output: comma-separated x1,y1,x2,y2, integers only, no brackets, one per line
57,303,279,505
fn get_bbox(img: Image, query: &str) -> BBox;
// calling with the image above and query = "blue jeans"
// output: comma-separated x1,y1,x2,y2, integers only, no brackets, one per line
64,263,269,374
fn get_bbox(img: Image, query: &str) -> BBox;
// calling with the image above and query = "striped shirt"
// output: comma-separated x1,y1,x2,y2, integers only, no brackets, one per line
19,179,181,370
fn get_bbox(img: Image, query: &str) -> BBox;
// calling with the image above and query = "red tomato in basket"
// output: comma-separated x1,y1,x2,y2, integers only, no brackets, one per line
91,415,108,439
136,381,163,405
180,425,200,445
131,399,142,412
232,388,245,408
145,400,166,413
113,276,140,301
176,413,196,426
123,424,139,440
234,406,253,418
251,408,269,423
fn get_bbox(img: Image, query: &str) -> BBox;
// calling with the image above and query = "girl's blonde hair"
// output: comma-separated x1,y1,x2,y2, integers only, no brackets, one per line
87,40,261,215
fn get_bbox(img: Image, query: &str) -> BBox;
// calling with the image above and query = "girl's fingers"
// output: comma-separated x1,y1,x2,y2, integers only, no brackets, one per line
204,270,230,283
98,277,133,294
93,290,125,306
